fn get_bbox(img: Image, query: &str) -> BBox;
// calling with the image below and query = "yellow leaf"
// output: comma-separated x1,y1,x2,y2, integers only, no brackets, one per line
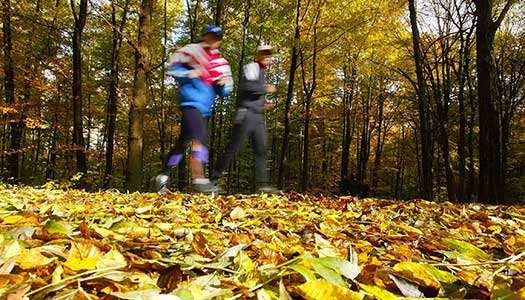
154,223,173,231
64,256,99,271
3,240,23,259
487,225,502,235
457,270,493,290
16,248,55,270
315,234,344,258
51,264,64,284
91,224,126,240
230,206,246,220
215,212,223,223
257,289,273,300
6,283,30,300
292,279,364,300
98,248,127,268
2,215,24,225
234,251,254,273
395,223,423,235
64,241,104,271
392,262,441,289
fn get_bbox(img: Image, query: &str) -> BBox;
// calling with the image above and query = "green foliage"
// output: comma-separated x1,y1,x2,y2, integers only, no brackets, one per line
1,0,525,203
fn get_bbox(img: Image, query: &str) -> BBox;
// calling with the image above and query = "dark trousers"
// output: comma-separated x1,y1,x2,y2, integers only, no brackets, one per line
212,109,269,183
163,106,208,174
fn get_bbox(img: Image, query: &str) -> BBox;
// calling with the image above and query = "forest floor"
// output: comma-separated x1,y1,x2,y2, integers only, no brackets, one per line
0,185,524,300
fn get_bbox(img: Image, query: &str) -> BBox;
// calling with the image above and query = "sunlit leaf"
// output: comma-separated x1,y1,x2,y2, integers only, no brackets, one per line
441,238,489,261
421,264,458,283
359,284,398,300
112,288,181,300
309,258,346,286
44,220,72,235
309,256,359,280
279,279,293,300
230,207,246,220
16,248,55,269
288,264,317,282
392,261,441,289
388,274,423,297
292,278,363,300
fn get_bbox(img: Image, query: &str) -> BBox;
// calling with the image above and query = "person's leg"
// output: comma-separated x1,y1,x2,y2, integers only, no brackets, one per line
153,107,195,192
178,108,211,182
211,108,251,180
190,140,208,179
251,115,279,194
251,114,269,184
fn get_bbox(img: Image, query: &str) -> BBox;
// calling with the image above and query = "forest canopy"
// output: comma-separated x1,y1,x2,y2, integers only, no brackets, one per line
0,0,524,204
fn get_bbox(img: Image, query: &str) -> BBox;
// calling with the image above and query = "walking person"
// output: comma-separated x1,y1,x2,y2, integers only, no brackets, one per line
153,25,233,193
211,45,279,194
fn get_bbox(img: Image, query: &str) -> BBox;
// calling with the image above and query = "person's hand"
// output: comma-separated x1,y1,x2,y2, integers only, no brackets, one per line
263,103,273,110
215,78,226,86
188,69,202,78
265,84,276,93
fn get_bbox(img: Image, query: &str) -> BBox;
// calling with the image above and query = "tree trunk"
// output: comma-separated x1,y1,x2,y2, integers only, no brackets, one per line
71,0,88,182
474,0,515,204
454,3,476,202
187,0,201,43
357,76,373,186
341,64,356,190
408,0,433,200
278,0,300,189
299,8,320,191
208,0,225,174
126,0,154,191
214,0,223,25
3,0,22,183
371,94,385,193
104,0,130,189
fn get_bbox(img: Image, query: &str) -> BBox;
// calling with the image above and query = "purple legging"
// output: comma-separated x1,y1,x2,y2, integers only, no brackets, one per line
163,106,208,174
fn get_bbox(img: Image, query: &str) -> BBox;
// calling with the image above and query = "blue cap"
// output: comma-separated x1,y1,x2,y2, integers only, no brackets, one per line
203,25,223,38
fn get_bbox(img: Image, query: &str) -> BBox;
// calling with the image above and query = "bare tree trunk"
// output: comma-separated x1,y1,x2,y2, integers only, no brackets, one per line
408,0,433,200
71,0,88,184
104,0,130,189
357,76,373,186
214,0,223,25
340,64,356,190
186,0,201,42
453,1,475,202
278,0,301,189
474,0,514,204
126,0,154,191
299,7,320,191
3,0,22,183
371,94,385,193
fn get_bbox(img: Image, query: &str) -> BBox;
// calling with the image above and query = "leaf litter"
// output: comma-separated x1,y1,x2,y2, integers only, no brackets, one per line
0,186,524,299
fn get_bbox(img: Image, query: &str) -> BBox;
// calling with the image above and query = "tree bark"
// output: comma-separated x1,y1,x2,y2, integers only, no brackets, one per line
3,0,23,183
474,0,515,204
371,94,385,193
186,0,201,43
340,63,356,190
299,7,320,192
126,0,154,191
408,0,433,200
71,0,88,181
278,0,301,189
104,0,130,189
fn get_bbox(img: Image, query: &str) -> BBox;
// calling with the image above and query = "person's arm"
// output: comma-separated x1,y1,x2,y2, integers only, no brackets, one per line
166,49,202,83
215,77,234,97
